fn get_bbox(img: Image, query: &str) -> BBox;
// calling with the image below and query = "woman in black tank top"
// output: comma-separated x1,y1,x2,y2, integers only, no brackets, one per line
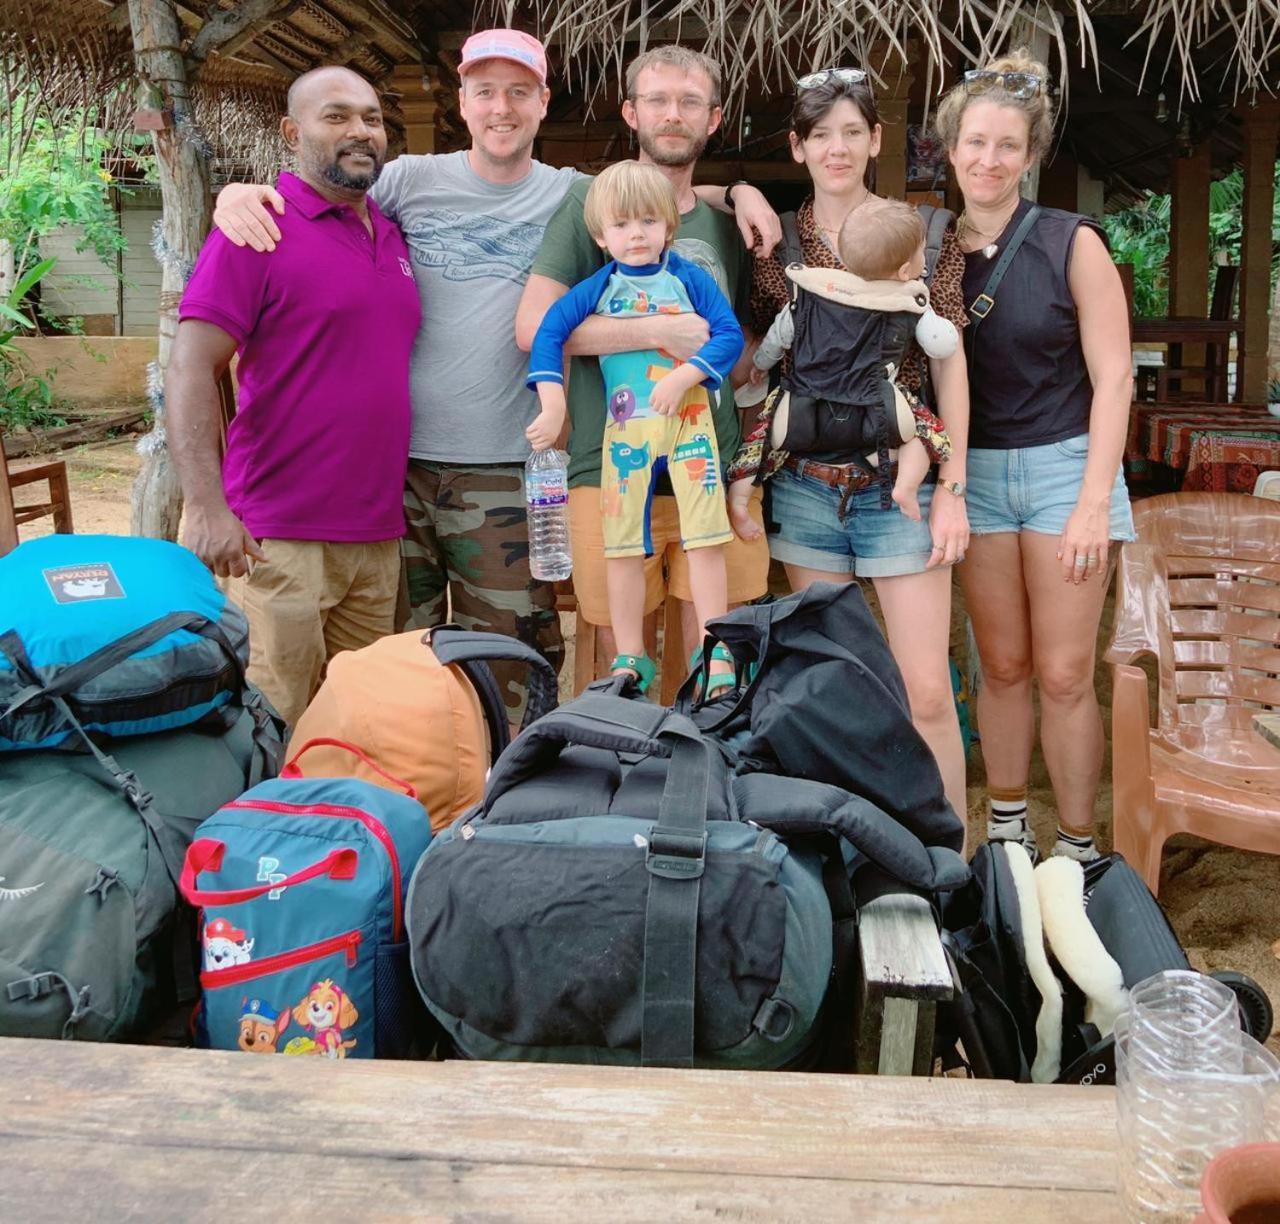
936,52,1134,865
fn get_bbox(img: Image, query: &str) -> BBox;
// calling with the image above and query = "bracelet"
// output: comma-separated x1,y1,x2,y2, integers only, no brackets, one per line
724,179,750,212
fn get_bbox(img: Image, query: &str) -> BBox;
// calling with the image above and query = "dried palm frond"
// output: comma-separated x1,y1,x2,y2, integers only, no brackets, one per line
478,0,1277,123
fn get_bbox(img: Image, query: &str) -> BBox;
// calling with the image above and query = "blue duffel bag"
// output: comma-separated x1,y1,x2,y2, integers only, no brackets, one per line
0,533,251,751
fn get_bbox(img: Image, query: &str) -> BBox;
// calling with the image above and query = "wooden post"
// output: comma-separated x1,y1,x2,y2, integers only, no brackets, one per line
1237,102,1280,403
1169,140,1211,317
127,0,214,539
391,63,438,155
1010,16,1052,201
874,44,915,202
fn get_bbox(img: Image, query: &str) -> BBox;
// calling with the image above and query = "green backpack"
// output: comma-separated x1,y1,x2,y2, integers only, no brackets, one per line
0,696,283,1041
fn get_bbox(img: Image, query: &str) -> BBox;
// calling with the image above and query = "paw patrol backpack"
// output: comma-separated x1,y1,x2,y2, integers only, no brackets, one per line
181,739,431,1059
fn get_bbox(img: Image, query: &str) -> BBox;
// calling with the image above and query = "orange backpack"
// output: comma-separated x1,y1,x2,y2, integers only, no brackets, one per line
290,628,558,832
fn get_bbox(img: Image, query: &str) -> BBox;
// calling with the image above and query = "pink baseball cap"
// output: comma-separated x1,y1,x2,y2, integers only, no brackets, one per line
458,29,548,87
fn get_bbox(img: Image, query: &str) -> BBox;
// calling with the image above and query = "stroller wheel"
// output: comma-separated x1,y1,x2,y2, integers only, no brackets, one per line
1210,971,1274,1042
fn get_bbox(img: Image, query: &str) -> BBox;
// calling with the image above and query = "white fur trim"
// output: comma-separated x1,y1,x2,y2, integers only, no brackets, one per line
1003,843,1064,1083
1035,857,1129,1040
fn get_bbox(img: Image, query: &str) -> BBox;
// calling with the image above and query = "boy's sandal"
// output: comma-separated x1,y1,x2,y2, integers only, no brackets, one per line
609,652,657,694
690,643,737,699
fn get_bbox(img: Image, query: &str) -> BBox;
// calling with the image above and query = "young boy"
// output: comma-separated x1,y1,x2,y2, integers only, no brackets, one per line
726,198,956,538
526,161,744,695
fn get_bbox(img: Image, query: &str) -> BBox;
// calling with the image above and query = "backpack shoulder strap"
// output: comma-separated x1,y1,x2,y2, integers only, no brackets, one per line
916,204,956,286
779,211,804,269
428,626,560,762
965,205,1041,360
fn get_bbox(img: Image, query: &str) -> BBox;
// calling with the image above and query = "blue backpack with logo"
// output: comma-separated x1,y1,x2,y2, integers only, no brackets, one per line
0,534,250,752
181,739,431,1059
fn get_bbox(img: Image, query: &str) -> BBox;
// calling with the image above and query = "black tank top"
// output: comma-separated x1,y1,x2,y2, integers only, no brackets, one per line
962,199,1107,449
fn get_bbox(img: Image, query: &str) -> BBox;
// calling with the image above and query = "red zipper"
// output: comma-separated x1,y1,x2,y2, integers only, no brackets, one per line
201,928,362,989
223,800,403,938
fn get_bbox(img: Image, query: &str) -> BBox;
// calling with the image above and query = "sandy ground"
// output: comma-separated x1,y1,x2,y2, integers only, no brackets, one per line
11,434,1279,1052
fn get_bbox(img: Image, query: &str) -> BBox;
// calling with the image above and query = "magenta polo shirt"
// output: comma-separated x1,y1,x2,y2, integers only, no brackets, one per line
180,172,421,542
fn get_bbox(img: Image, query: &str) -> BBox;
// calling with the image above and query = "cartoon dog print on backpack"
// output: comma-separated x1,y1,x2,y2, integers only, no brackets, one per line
238,998,289,1053
204,917,255,970
291,980,358,1058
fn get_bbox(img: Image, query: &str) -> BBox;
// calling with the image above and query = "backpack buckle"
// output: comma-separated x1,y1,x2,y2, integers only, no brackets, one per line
969,293,995,319
646,829,707,880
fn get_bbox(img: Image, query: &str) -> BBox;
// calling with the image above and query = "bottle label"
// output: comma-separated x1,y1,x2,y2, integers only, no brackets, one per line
528,477,567,508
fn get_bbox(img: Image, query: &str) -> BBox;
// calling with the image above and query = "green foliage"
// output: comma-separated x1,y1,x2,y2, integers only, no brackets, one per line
1,256,67,430
1104,166,1280,318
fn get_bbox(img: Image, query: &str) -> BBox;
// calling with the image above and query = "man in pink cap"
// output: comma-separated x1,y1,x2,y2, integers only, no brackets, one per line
211,32,776,724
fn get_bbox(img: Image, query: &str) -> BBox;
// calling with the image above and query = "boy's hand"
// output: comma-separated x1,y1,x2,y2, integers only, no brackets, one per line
525,408,562,451
213,183,286,252
648,375,683,417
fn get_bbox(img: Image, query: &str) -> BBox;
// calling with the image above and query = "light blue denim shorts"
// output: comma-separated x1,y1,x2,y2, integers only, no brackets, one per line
966,433,1135,540
767,463,936,578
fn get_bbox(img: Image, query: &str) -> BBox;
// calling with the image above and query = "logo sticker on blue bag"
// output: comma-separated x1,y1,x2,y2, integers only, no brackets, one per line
42,562,126,604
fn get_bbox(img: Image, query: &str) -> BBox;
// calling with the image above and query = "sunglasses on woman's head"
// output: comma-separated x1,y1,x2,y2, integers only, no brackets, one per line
796,67,868,92
962,69,1046,99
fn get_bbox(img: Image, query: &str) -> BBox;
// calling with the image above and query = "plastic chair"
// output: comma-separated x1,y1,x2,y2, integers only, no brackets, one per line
1,434,73,557
1253,470,1280,500
1106,493,1280,894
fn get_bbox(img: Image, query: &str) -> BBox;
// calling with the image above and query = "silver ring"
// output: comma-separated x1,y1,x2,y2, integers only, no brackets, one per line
1074,556,1087,567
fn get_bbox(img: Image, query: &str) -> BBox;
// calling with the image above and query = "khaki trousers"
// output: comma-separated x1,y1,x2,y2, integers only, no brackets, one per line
224,537,399,728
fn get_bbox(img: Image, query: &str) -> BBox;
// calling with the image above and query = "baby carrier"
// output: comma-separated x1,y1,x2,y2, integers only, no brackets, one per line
770,207,953,505
937,842,1273,1084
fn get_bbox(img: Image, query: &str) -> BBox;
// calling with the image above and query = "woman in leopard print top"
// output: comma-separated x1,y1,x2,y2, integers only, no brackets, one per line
746,70,972,823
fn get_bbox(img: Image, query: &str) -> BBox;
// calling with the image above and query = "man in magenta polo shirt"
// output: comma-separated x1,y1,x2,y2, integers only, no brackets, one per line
167,66,420,726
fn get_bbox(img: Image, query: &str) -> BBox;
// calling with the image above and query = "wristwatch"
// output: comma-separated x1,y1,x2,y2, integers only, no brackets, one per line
724,180,750,212
938,479,966,498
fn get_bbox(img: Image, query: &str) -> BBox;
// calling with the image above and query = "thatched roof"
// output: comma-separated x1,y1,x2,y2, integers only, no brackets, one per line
2,0,1276,193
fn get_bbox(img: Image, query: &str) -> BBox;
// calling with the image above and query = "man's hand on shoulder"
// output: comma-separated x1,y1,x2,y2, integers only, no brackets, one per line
731,184,781,258
183,503,267,579
213,183,287,253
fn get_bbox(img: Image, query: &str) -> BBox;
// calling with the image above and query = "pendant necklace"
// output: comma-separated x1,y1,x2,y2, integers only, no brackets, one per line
959,210,1012,260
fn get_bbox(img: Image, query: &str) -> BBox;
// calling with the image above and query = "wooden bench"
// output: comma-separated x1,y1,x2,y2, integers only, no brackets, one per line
0,1037,1123,1219
856,890,953,1075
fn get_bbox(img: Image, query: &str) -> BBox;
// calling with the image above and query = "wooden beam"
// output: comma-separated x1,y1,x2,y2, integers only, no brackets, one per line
187,0,302,66
1236,102,1280,402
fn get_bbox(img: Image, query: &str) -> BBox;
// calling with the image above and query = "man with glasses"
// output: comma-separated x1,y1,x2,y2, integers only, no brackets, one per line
516,45,778,677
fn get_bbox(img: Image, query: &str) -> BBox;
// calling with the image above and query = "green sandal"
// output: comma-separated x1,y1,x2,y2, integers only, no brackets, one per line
690,643,737,700
609,652,657,694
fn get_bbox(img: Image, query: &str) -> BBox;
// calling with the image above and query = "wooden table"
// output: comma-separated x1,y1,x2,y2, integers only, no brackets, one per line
1182,430,1280,493
1124,401,1276,483
0,1038,1123,1220
1130,318,1240,403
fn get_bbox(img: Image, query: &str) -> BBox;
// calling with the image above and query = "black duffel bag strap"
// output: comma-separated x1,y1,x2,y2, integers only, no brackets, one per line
427,625,560,759
964,205,1041,361
641,713,710,1068
482,693,671,811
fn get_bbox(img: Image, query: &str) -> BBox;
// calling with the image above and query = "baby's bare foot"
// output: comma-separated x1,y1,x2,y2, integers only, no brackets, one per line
892,484,922,521
729,500,763,541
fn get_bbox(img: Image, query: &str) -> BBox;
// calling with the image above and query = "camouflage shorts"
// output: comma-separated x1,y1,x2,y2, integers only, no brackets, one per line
399,460,564,722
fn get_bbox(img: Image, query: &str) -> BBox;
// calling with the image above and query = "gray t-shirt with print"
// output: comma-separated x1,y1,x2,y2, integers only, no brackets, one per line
372,150,582,464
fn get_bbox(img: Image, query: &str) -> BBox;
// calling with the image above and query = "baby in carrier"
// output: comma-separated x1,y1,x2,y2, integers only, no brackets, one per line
728,198,958,535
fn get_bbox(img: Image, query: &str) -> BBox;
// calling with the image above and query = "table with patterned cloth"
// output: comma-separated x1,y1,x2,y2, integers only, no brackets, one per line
1180,430,1280,492
1124,402,1276,478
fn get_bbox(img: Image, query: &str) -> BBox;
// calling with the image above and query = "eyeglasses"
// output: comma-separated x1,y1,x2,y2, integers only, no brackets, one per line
634,93,714,116
962,69,1046,99
796,68,868,92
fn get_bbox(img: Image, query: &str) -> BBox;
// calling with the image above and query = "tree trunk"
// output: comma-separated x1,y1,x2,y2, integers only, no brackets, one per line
127,0,212,539
1269,260,1280,392
0,239,14,302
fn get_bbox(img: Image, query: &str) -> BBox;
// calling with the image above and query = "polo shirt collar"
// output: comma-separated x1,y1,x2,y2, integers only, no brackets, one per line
276,170,371,221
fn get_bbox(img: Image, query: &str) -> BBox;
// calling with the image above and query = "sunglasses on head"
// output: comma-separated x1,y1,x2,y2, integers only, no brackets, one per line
796,67,868,92
963,69,1047,99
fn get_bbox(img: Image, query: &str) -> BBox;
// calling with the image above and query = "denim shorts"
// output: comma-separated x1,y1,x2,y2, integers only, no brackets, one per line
966,433,1135,540
767,463,936,578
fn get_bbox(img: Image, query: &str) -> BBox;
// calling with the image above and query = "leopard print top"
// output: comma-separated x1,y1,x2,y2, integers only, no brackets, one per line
749,197,968,397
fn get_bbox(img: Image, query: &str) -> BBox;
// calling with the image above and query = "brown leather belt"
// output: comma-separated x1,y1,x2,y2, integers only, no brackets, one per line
782,456,895,519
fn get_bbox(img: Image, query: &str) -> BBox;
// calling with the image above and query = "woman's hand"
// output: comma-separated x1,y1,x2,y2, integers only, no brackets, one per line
926,485,970,568
1057,498,1110,584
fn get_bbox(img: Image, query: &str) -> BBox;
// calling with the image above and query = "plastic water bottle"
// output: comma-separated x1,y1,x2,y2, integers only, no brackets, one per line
525,448,572,582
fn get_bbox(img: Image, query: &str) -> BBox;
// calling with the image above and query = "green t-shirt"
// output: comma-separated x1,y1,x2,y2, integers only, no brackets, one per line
530,176,752,488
